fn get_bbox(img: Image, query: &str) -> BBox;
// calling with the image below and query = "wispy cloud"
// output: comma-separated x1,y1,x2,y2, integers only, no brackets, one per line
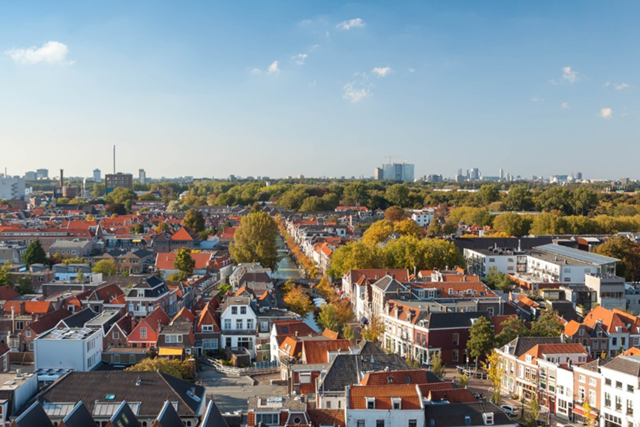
343,81,370,103
5,41,74,65
408,68,415,73
560,102,570,109
600,108,613,119
291,53,308,65
615,83,630,90
267,61,280,75
604,81,611,88
530,96,544,102
336,18,366,31
372,67,392,77
561,66,578,83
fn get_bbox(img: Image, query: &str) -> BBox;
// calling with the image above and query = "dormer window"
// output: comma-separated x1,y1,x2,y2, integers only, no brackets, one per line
483,412,494,425
232,307,237,315
391,398,401,410
366,397,375,409
526,355,533,363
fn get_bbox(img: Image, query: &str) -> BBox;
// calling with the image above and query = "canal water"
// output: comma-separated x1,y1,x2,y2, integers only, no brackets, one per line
273,235,304,281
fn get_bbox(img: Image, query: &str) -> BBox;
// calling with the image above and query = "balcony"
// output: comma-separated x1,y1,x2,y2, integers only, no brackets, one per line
221,329,257,336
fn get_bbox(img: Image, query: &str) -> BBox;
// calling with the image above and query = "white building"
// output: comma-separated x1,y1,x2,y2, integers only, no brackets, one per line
410,209,434,227
220,296,257,358
464,247,523,277
93,168,101,183
34,327,103,372
345,384,424,427
599,355,640,427
0,176,25,201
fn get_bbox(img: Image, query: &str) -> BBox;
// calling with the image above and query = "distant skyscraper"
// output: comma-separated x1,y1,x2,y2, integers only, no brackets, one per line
105,173,133,194
499,168,504,181
470,168,480,181
24,171,37,181
36,169,48,179
575,172,583,180
93,169,101,183
378,162,414,182
139,169,146,184
374,167,384,180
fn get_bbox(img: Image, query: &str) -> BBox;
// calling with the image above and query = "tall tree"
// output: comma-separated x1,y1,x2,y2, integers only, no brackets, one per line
496,317,528,346
384,206,406,222
467,316,495,370
482,350,503,404
92,259,119,276
230,212,279,270
430,352,446,379
361,315,385,343
174,248,196,277
283,284,314,316
530,310,563,337
24,239,48,266
183,209,205,232
492,213,532,237
385,184,410,207
594,235,640,281
362,220,395,245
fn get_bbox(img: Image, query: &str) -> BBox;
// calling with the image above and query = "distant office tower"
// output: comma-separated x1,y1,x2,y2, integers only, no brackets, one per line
470,168,480,181
427,174,443,183
378,163,414,182
575,172,583,180
499,168,504,181
374,167,384,180
24,171,37,181
93,169,101,183
105,173,133,194
139,169,146,184
36,169,48,179
0,176,26,200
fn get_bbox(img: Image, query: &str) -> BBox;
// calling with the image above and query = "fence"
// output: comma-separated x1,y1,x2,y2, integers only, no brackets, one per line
206,358,280,377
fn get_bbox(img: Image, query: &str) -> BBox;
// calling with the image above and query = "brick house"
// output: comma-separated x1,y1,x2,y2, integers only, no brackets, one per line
128,307,170,349
103,313,136,349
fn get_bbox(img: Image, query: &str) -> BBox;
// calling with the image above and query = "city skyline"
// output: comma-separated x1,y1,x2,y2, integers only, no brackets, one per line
2,1,639,179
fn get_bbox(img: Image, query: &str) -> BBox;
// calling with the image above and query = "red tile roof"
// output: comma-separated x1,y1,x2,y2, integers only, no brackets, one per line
170,227,194,241
302,339,353,364
360,370,430,386
348,384,421,410
273,320,317,338
427,388,477,403
307,409,345,427
155,252,212,271
0,285,19,301
173,307,195,324
519,343,590,362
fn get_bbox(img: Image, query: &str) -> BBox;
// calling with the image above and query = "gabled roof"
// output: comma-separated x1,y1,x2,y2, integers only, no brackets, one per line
519,343,589,362
155,252,212,271
28,308,73,334
61,401,95,427
108,401,141,427
307,409,345,427
172,307,195,324
12,401,54,427
500,336,562,357
154,400,184,427
195,301,220,333
302,339,353,364
603,355,640,377
272,319,317,337
59,308,97,328
348,384,421,410
0,285,19,301
360,370,431,386
322,329,339,340
583,306,640,334
199,400,229,427
170,227,194,242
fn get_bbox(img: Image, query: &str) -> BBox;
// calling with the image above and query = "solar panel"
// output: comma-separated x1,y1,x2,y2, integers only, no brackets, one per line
81,327,93,334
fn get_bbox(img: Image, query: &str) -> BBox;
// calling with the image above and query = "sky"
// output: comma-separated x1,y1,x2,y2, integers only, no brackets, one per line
1,1,639,181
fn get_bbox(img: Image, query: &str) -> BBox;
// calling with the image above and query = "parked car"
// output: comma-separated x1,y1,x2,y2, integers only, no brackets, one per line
500,405,520,417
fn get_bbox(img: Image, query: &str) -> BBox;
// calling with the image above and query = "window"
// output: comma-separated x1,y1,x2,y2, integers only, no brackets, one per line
29,342,34,351
605,378,612,386
326,401,331,409
452,333,459,346
202,325,214,332
25,330,31,338
392,398,402,410
615,395,622,411
578,387,585,402
299,373,311,384
377,421,385,427
256,413,279,425
140,327,147,339
452,349,459,363
231,307,237,315
578,375,585,383
366,397,375,409
236,319,243,329
616,381,623,389
247,320,254,330
409,420,417,427
15,322,23,331
357,421,365,427
224,320,231,330
129,354,136,364
605,392,611,408
627,399,633,416
241,306,247,314
589,378,596,386
627,384,635,393
113,331,120,340
114,354,121,364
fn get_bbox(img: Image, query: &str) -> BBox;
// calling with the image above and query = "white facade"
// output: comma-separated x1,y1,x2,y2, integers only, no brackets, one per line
220,300,258,358
34,328,103,372
0,176,25,201
599,357,640,427
411,210,434,227
464,249,518,277
526,256,597,283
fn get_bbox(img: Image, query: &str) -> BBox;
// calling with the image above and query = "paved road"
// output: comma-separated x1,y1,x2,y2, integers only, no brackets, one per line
200,366,287,413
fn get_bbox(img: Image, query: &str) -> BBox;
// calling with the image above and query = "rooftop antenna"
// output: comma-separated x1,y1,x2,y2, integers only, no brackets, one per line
113,145,116,174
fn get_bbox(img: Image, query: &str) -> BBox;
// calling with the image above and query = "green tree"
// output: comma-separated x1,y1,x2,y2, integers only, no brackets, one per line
317,304,340,332
475,184,500,206
530,310,563,337
230,212,279,270
76,269,84,283
362,220,395,245
174,248,196,277
343,182,367,206
536,186,572,215
343,324,355,341
482,350,503,404
126,357,194,380
483,266,515,292
0,262,13,287
384,206,406,222
386,184,410,207
361,315,385,342
594,235,640,281
327,242,384,278
467,316,495,370
92,259,119,276
183,209,205,232
492,213,532,237
24,239,48,266
156,222,171,232
15,275,34,295
496,317,528,346
571,187,598,216
504,186,533,211
427,219,442,237
529,212,568,235
394,219,426,239
105,187,137,206
528,398,540,426
457,373,469,389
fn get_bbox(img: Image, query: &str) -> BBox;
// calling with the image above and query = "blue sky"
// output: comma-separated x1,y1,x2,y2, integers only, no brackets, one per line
1,1,639,180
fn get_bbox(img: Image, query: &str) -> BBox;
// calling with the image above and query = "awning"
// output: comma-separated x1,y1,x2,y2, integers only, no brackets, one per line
158,347,183,356
132,239,142,243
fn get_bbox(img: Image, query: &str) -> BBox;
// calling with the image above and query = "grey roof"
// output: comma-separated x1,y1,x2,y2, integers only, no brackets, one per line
425,402,515,427
12,402,54,427
109,401,141,427
603,356,640,377
578,358,608,373
425,311,491,329
62,401,96,427
61,307,98,328
371,276,408,293
200,400,229,427
536,243,620,265
502,337,562,357
155,400,184,427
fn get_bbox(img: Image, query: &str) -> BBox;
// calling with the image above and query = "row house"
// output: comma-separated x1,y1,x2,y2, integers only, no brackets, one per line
194,300,221,355
155,251,214,277
150,226,198,253
0,228,97,254
157,321,196,359
128,307,170,348
600,355,640,427
125,276,178,317
341,269,410,320
219,296,258,358
345,384,425,427
269,319,318,362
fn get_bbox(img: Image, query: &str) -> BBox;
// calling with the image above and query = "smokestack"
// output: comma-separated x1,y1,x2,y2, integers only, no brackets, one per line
60,169,64,189
113,145,116,174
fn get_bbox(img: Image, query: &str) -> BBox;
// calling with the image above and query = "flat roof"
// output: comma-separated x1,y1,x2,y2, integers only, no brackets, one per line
536,244,619,265
40,327,100,341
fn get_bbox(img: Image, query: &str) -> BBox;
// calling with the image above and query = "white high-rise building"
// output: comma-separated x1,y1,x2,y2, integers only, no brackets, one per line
139,169,147,184
93,169,101,183
378,163,414,182
0,176,26,200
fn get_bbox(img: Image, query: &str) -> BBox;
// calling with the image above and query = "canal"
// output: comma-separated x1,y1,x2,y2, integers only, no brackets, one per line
273,235,304,281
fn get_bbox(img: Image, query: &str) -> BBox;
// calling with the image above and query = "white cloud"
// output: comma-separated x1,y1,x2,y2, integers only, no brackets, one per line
371,67,392,77
561,66,578,83
291,53,308,65
310,44,320,51
267,60,280,75
408,68,415,73
251,68,262,75
600,108,613,119
343,82,370,103
5,41,73,65
560,102,570,109
604,81,611,87
615,83,630,90
336,18,366,31
530,96,544,102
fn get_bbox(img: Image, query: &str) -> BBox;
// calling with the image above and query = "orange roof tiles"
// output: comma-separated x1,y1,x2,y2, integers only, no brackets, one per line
321,329,339,340
303,339,353,364
360,370,430,386
155,252,212,271
564,320,582,337
519,343,590,363
171,227,194,241
623,347,640,356
348,384,421,410
173,307,196,323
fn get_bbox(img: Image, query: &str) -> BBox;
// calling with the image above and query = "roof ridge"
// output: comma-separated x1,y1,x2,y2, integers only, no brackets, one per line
157,372,196,415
